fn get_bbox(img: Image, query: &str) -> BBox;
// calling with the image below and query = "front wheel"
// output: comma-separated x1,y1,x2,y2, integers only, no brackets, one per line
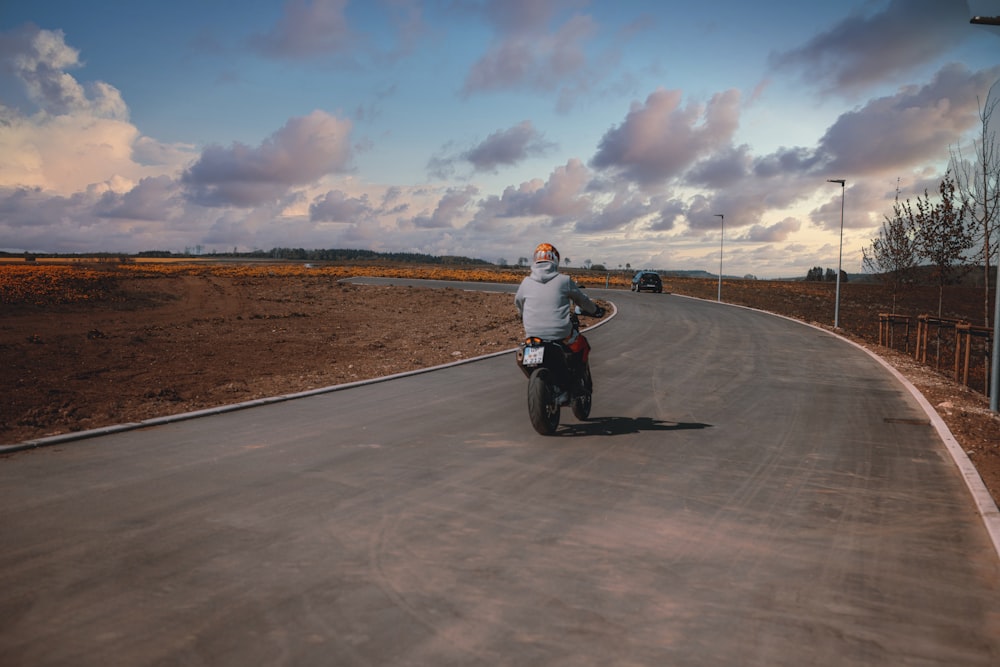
527,368,560,435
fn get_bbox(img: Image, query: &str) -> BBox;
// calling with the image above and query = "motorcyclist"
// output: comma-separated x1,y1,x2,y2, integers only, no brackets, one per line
515,243,604,388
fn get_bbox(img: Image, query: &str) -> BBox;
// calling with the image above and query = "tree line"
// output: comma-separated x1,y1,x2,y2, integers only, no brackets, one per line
133,247,493,266
862,81,999,324
805,267,849,283
259,248,492,265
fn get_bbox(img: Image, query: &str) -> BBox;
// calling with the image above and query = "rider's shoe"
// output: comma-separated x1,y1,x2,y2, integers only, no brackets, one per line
555,391,571,406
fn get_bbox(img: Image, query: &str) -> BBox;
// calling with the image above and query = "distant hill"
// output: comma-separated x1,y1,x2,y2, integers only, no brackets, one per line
660,269,717,279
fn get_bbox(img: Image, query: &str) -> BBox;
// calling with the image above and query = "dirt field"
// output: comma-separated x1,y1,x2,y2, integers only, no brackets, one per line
2,263,998,507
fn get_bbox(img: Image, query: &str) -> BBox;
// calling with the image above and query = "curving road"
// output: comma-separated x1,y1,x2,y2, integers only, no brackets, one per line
1,285,999,666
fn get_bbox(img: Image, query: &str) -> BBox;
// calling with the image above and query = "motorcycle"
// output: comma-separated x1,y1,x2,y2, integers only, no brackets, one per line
515,308,597,435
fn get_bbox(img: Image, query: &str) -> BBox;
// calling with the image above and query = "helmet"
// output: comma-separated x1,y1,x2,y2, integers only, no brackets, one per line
533,242,560,265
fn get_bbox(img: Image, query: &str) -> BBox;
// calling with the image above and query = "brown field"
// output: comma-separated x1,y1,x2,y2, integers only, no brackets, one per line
1,260,998,505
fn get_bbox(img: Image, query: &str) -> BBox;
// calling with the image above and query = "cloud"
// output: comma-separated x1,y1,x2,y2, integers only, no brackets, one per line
380,186,410,215
95,176,182,221
462,121,556,172
590,88,741,186
0,111,134,192
685,144,753,188
769,0,970,95
736,217,802,243
703,162,822,229
0,187,116,251
0,26,196,194
249,0,428,63
405,185,479,229
132,136,198,167
648,198,687,232
578,60,998,256
430,121,557,177
683,63,1000,240
517,157,592,218
752,147,821,179
378,0,429,62
809,180,891,233
573,189,661,233
0,3,992,277
0,182,210,253
817,63,1000,175
0,26,127,119
249,0,356,59
309,189,375,222
461,0,598,101
181,110,354,207
471,158,593,227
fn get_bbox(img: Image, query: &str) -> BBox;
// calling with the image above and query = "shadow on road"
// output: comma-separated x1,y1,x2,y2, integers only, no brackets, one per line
558,416,713,437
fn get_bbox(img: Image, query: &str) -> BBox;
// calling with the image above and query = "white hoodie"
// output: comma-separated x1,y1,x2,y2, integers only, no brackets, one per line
514,261,598,339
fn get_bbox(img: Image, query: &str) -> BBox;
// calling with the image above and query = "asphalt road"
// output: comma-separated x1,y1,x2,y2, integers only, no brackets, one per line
2,285,999,666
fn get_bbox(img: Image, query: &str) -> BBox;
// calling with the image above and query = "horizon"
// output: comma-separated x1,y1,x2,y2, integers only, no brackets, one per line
11,246,992,283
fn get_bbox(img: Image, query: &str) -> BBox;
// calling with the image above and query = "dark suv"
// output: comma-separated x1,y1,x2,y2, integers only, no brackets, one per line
631,271,663,293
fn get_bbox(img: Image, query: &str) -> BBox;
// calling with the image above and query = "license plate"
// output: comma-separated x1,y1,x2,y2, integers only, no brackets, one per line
522,346,545,366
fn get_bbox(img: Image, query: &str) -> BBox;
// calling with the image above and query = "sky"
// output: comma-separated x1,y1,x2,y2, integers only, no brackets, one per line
1,1,998,278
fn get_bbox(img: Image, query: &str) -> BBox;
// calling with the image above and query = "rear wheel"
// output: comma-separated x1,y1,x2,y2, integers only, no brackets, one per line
571,364,592,421
527,368,560,435
571,392,591,421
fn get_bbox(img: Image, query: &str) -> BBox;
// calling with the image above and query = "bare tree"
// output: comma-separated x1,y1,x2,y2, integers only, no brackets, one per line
950,80,1000,326
862,183,919,312
909,170,974,318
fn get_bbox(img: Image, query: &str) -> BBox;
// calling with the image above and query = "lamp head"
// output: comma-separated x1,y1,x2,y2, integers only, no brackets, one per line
827,179,845,186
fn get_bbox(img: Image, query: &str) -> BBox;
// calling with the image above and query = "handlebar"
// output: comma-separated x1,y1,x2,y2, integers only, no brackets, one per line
573,305,606,320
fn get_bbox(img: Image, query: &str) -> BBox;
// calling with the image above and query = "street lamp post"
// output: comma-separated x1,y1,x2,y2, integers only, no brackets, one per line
969,17,999,418
714,214,724,302
992,273,999,412
827,179,845,328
